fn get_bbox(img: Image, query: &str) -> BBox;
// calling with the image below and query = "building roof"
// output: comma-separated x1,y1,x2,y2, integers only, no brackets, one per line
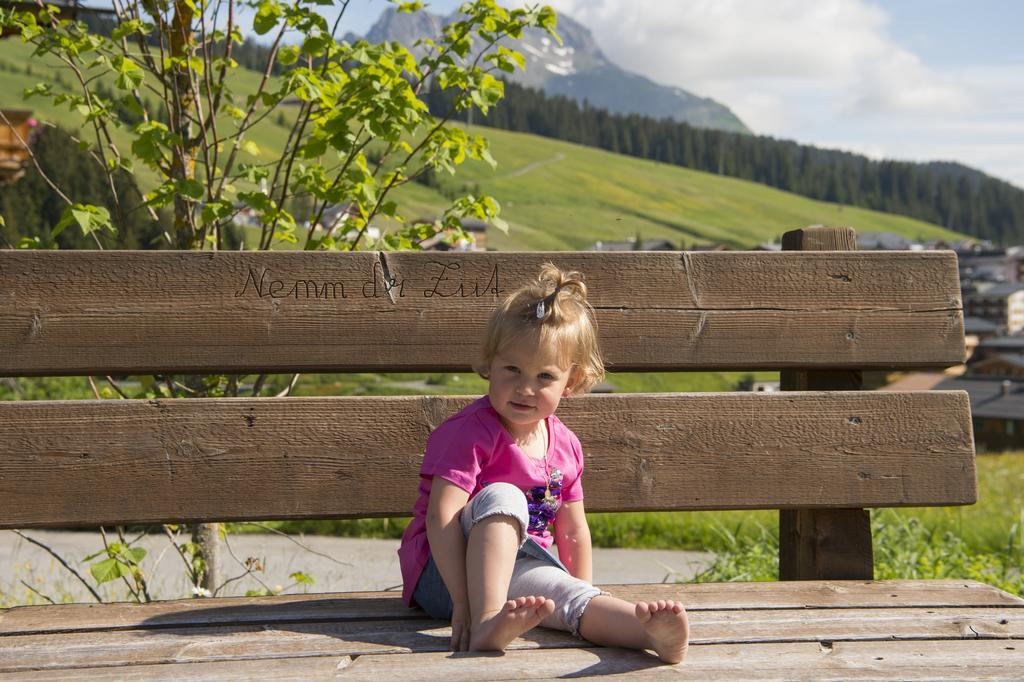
966,283,1024,299
590,239,678,251
979,336,1024,349
934,376,1024,419
856,232,916,250
972,354,1024,371
878,372,948,391
964,316,1000,334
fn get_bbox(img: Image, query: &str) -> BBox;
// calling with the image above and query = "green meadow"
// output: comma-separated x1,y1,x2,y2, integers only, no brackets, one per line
0,39,966,252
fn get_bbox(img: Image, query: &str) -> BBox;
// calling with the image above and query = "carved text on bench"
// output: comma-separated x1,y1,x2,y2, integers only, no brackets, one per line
233,262,502,301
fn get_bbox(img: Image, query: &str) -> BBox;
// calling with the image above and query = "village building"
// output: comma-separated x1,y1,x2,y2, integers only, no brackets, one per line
416,218,487,251
973,335,1024,363
962,283,1024,334
856,232,922,251
957,244,1024,285
590,237,679,251
935,375,1024,451
964,316,1002,361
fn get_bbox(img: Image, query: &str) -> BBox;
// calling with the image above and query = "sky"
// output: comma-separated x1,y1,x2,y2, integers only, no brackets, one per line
330,0,1024,189
89,0,1024,188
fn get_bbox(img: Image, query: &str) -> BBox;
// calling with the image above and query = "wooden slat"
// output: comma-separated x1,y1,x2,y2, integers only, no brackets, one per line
780,226,874,581
0,391,975,527
317,641,1024,680
0,250,965,375
0,656,347,681
1,606,1021,673
3,581,1018,637
10,639,1017,681
780,508,875,580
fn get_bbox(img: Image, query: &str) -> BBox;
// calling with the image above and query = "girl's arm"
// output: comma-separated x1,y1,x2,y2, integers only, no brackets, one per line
554,499,593,584
425,476,472,650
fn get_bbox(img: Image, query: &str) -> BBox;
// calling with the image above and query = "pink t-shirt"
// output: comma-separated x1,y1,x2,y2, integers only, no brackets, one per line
398,396,585,606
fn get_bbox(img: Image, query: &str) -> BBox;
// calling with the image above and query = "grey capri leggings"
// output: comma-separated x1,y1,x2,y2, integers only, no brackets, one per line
413,481,606,636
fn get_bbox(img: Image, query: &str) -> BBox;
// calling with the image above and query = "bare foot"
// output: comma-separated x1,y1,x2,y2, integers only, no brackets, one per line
470,596,555,651
636,600,689,664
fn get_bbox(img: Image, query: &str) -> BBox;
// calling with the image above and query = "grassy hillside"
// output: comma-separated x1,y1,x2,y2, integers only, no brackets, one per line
416,127,966,250
0,39,966,250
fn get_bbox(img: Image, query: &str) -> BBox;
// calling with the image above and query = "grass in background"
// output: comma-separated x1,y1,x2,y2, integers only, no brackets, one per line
688,454,1024,596
259,454,1024,597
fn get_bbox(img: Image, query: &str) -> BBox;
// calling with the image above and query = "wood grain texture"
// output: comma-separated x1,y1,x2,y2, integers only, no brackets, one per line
780,508,874,580
14,640,1015,681
0,250,965,375
327,641,1024,681
1,606,1021,673
3,581,1019,638
0,656,348,681
0,391,975,528
4,581,1019,637
780,225,874,581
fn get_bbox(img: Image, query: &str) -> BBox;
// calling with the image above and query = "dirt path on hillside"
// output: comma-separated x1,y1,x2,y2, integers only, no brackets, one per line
502,152,565,178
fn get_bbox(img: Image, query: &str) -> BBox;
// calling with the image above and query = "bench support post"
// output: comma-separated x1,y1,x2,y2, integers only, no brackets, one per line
778,226,874,580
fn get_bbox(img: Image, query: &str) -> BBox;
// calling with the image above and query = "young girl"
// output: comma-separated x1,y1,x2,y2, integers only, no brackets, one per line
397,264,689,663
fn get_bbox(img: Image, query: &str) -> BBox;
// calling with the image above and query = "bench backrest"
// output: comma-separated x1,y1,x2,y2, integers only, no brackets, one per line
0,229,976,577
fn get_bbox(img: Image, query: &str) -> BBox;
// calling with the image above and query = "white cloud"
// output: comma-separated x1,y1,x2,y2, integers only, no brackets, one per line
548,0,969,119
544,0,1024,187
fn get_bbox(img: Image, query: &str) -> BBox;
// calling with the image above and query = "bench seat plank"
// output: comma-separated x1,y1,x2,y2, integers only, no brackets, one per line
2,640,1021,680
325,641,1024,681
2,581,1018,636
0,392,975,528
1,605,1021,673
0,251,965,374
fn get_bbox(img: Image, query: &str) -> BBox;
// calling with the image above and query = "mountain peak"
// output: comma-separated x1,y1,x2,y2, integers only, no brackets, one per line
363,7,749,134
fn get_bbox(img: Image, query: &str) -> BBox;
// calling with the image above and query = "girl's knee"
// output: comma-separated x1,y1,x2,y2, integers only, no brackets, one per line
462,483,529,541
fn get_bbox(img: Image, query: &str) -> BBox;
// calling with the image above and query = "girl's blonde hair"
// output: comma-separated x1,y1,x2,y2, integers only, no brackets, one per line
475,263,605,395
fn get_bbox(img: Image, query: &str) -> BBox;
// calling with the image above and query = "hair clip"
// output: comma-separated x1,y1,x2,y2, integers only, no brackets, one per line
535,286,562,319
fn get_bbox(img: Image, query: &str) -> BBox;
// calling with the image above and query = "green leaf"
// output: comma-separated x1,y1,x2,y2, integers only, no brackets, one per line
289,571,315,585
300,34,328,57
254,0,283,35
178,178,205,200
90,557,126,584
16,236,46,249
240,140,260,157
52,204,114,239
131,120,171,168
111,18,148,40
277,45,300,65
201,199,234,223
490,214,509,234
124,547,147,564
22,82,52,100
113,55,144,90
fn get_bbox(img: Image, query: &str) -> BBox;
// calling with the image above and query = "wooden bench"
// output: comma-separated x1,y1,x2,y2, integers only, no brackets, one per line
1,226,1021,679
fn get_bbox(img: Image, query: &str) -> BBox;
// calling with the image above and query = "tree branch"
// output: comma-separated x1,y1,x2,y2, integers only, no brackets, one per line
10,530,103,603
